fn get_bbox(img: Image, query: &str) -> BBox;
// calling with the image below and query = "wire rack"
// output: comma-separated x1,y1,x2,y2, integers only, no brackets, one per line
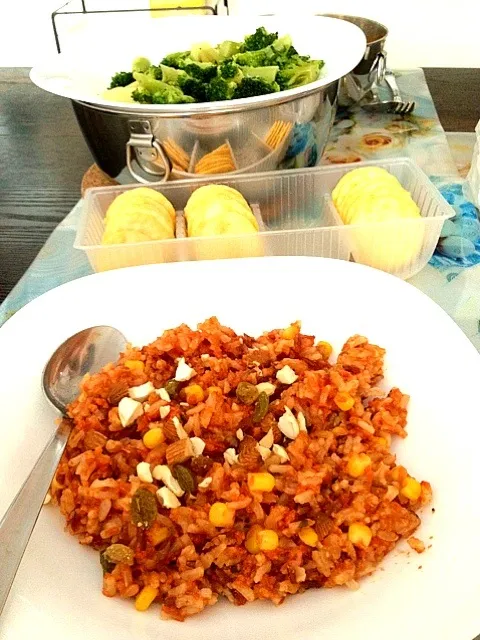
52,0,230,53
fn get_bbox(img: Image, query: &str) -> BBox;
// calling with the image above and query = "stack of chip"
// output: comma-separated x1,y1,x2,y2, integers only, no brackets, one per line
194,143,236,174
101,187,175,245
264,121,293,150
163,138,191,173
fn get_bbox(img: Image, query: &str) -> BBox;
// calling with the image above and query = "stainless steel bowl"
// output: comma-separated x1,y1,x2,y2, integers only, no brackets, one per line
72,80,340,182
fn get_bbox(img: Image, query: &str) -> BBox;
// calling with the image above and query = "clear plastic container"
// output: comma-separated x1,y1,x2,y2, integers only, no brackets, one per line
76,158,454,279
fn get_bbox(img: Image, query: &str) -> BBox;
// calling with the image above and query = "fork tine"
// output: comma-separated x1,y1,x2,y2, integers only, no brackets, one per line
407,101,416,114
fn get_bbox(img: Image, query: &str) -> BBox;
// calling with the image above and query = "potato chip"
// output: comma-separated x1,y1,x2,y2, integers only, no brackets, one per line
163,138,190,173
194,210,258,237
187,201,258,236
185,185,249,215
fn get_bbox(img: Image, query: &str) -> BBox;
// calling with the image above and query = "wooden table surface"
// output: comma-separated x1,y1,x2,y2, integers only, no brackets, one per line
1,67,479,303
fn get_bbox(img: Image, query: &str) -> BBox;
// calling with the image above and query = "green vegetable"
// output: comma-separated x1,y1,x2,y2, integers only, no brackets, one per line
109,71,134,89
107,28,323,105
236,382,259,405
243,27,278,52
277,59,324,90
191,41,219,63
252,391,269,423
159,64,188,85
132,56,151,73
232,77,279,99
206,77,236,101
241,65,279,84
218,40,242,60
130,488,158,528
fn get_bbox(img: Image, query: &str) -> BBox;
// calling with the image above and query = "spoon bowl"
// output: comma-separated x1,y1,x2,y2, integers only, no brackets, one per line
0,325,127,615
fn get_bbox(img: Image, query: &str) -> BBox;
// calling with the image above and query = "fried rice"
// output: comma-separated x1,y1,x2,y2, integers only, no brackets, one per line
50,317,432,620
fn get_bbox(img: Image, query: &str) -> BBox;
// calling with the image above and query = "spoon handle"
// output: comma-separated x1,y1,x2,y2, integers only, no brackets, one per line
0,423,70,615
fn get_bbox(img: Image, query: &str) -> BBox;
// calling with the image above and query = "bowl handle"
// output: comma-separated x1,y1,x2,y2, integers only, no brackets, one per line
126,120,171,183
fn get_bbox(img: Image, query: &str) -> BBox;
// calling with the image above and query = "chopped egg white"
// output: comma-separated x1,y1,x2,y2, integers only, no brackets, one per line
297,411,307,433
259,428,274,449
276,365,298,385
190,436,206,457
152,464,184,497
43,493,52,505
278,406,300,440
157,387,170,402
136,461,153,483
256,382,276,396
159,405,171,419
156,486,181,509
198,477,213,489
224,448,238,465
256,444,271,461
118,397,144,428
272,444,289,463
173,416,188,439
128,381,154,402
174,357,196,382
236,428,244,441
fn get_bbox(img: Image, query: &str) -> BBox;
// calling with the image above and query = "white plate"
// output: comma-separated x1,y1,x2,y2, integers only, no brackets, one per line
0,257,479,640
29,15,366,113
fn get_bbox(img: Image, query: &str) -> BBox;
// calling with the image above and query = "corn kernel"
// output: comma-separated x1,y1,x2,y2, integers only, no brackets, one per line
209,502,235,527
391,465,407,483
184,384,205,405
299,527,318,547
348,523,372,547
334,392,355,412
317,341,333,359
245,525,262,554
374,437,387,448
143,427,164,449
147,524,170,546
282,323,300,340
247,472,275,493
347,453,372,478
135,586,158,611
125,360,145,372
258,529,279,551
400,476,422,501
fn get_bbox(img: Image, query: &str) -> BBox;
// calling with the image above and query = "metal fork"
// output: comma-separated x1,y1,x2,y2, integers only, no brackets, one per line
361,69,415,115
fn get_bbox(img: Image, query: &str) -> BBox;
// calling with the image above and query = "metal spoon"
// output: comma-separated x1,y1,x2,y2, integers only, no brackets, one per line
0,326,127,615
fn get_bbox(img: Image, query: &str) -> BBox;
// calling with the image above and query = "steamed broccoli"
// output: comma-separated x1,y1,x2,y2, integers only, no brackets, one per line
243,27,278,51
241,65,279,83
132,74,194,104
218,40,242,60
234,46,276,68
232,77,279,99
178,76,208,102
277,59,323,90
191,41,219,63
160,51,191,69
218,60,244,84
183,62,217,83
205,77,237,101
159,64,188,85
109,71,134,89
131,88,154,104
132,57,151,73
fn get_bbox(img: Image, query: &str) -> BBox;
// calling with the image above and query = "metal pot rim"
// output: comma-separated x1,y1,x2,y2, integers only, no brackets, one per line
320,14,388,47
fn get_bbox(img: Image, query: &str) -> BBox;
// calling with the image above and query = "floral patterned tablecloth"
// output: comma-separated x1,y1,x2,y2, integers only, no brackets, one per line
1,69,479,349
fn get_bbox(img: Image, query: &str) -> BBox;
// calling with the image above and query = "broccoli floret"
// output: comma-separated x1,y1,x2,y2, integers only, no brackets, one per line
109,71,134,89
150,85,195,104
217,60,244,85
159,64,188,85
277,59,323,90
191,41,219,63
218,40,242,60
183,62,217,83
160,51,191,69
241,65,279,83
178,76,208,102
243,27,278,51
132,56,151,73
205,77,236,101
232,77,279,99
234,46,276,68
271,34,292,54
131,88,154,104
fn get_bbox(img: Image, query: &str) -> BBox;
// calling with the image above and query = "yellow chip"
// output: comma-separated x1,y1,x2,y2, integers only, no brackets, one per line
341,186,418,224
192,210,258,237
332,167,398,208
103,207,174,243
185,185,249,216
187,201,258,236
163,138,190,172
105,188,175,225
